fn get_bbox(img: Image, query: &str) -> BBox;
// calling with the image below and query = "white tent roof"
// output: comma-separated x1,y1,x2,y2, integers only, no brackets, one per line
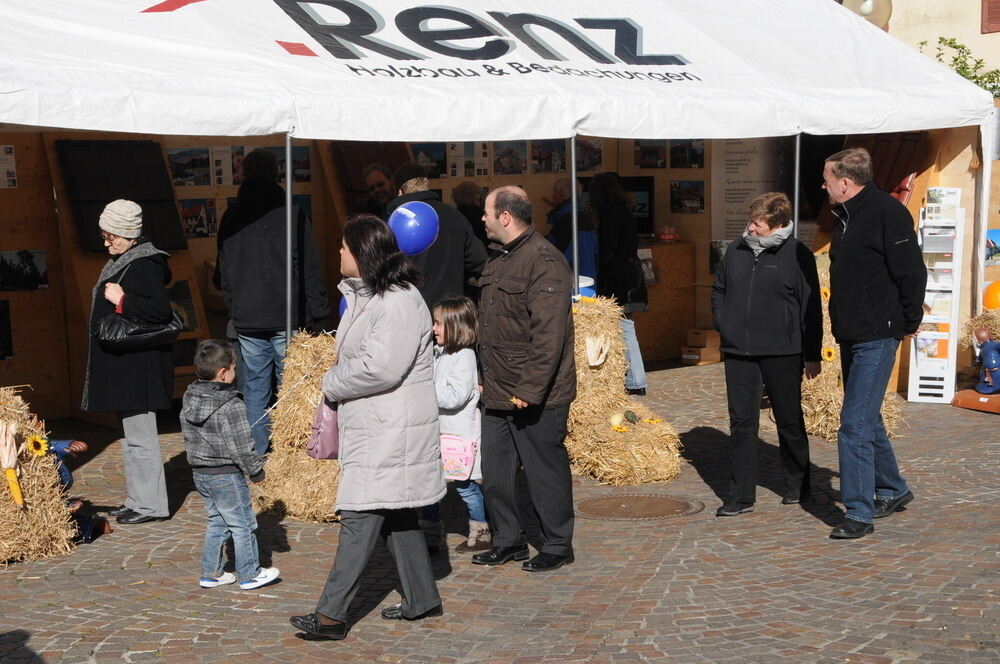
0,0,992,140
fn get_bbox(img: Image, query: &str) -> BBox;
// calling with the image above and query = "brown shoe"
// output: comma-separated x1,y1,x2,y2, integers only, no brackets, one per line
455,520,491,553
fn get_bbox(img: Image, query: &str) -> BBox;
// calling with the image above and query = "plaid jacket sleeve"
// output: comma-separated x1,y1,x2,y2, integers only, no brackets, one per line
221,399,265,481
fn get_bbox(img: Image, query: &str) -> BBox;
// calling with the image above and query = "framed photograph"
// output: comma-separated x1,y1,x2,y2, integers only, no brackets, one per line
531,139,567,174
670,180,705,214
633,139,667,169
178,198,218,238
0,250,48,291
167,147,211,186
410,142,447,178
493,141,528,176
669,139,705,169
575,137,603,172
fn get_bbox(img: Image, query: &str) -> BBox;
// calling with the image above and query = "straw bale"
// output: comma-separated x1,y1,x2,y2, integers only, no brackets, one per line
801,257,903,442
0,387,75,565
253,333,341,521
565,297,682,486
960,309,1000,349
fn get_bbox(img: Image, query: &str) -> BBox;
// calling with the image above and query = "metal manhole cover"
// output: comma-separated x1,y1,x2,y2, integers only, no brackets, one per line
576,493,704,521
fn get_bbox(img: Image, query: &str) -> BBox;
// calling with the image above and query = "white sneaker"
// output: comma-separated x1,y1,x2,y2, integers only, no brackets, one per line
239,566,279,590
199,571,237,588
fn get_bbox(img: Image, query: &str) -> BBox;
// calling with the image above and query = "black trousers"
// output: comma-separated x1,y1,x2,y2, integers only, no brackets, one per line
723,353,811,504
481,405,574,556
315,509,440,621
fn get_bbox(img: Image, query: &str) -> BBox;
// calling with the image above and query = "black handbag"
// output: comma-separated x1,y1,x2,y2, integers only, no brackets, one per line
94,309,183,351
93,261,182,351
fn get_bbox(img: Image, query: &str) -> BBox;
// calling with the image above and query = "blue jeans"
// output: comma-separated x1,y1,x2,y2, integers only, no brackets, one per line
454,480,487,522
838,338,909,524
420,480,487,523
621,318,647,390
237,331,288,456
193,472,261,583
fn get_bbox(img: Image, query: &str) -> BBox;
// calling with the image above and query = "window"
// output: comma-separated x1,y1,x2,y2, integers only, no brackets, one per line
984,0,1000,34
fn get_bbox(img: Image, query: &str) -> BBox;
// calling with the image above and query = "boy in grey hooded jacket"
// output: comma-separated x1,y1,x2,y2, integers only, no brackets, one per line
181,340,277,591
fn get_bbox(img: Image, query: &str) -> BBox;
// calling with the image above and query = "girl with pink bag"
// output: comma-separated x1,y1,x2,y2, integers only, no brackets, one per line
430,296,491,553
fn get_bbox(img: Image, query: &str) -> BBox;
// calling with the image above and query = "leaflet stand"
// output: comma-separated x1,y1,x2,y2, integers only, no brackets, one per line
907,187,964,403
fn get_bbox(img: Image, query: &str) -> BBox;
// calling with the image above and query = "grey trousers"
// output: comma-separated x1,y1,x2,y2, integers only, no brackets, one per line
481,405,575,556
316,509,440,622
120,410,169,517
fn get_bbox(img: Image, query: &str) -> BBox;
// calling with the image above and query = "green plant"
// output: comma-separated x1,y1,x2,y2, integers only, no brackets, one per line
920,37,1000,97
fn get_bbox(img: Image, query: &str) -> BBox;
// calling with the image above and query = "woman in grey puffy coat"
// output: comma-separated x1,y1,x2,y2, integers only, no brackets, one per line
290,215,445,641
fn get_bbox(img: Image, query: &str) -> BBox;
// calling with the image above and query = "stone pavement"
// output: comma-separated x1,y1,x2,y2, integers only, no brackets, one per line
1,362,997,663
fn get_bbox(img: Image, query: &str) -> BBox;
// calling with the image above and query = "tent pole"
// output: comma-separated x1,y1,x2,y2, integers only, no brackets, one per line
285,132,293,342
974,115,995,314
570,135,580,296
793,133,801,239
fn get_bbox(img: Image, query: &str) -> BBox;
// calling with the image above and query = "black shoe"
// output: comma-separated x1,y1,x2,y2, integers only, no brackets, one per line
626,387,646,396
289,613,347,640
780,494,800,505
115,510,166,524
873,491,913,519
522,552,574,572
379,603,443,621
830,520,874,539
715,501,754,517
471,545,530,566
107,505,130,517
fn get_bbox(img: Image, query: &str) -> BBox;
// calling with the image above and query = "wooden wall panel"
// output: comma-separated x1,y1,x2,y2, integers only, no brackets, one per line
0,132,72,418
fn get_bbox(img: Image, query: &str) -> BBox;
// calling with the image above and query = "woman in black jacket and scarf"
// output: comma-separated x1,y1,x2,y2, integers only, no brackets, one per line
82,200,174,524
710,192,822,517
590,172,649,395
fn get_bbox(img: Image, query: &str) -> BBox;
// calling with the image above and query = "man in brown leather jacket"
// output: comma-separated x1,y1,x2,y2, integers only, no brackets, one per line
472,186,577,573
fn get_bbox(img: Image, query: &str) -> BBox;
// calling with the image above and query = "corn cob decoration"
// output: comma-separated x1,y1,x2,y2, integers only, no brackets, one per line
1,420,25,508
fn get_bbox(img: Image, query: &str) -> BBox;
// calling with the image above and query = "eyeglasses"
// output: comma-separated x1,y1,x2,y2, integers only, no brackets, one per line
368,181,388,191
101,231,122,242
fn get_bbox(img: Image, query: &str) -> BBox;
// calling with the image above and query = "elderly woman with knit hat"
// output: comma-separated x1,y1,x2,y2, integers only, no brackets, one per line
82,200,174,525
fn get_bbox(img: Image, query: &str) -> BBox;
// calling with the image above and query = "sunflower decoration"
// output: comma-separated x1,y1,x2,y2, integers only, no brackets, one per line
642,417,662,424
820,287,831,301
822,347,836,362
27,434,49,457
610,424,629,433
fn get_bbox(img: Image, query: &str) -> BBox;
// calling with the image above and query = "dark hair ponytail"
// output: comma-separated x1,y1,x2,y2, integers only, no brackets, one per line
343,214,422,295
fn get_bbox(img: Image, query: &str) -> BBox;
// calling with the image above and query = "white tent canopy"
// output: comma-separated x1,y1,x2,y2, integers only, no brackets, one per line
0,0,992,140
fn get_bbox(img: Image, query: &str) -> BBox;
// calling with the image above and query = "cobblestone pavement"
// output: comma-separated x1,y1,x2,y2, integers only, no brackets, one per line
2,362,997,663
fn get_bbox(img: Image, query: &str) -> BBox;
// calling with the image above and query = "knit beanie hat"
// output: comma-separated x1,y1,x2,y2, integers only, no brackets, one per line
99,199,143,239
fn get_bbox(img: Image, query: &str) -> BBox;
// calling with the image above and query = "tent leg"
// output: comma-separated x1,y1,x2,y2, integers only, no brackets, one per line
285,132,293,342
570,135,580,296
793,133,801,239
975,115,995,313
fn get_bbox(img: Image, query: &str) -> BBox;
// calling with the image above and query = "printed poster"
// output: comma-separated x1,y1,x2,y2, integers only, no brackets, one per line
0,145,16,188
410,143,447,178
531,139,567,174
670,181,705,213
211,146,233,186
0,250,47,290
447,142,490,177
178,198,218,238
669,139,705,169
985,228,1000,267
633,139,667,168
575,137,603,172
493,141,528,176
168,147,211,186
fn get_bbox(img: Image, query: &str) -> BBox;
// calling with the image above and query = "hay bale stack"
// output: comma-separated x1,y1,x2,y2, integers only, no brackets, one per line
960,309,1000,348
252,333,340,522
801,256,902,442
565,297,682,486
0,387,75,565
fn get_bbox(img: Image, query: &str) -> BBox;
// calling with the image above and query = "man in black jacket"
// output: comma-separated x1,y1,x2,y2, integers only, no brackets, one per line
824,148,926,540
215,149,330,455
387,163,487,308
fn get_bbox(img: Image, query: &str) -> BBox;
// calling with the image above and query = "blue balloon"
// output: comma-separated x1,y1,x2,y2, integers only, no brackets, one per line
580,286,597,297
339,296,348,318
388,201,439,255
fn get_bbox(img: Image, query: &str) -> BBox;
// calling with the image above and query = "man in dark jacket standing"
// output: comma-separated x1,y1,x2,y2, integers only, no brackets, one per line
215,149,330,455
472,186,577,573
387,163,487,308
824,148,927,539
711,192,822,517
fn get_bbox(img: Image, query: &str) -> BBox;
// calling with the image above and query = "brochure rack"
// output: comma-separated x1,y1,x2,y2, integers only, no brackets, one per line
908,187,964,403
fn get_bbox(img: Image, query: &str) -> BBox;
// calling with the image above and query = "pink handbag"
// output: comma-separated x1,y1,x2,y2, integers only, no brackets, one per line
306,295,372,461
306,397,339,460
440,434,478,481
